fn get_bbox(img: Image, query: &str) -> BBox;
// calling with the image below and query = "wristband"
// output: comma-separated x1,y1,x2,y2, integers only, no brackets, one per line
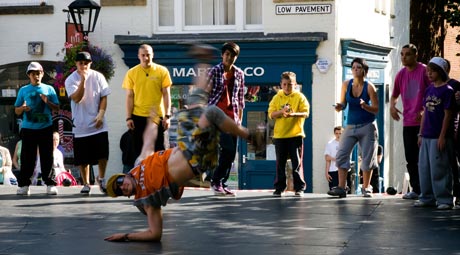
126,117,132,122
165,114,171,119
123,233,130,241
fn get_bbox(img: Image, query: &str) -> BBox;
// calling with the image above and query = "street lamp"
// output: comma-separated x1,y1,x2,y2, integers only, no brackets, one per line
68,0,101,41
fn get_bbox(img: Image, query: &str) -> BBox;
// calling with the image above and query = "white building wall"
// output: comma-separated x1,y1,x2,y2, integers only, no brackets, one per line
0,0,410,192
264,1,340,192
386,0,411,192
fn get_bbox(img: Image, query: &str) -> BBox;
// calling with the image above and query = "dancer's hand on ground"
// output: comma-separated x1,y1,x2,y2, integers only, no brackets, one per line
104,233,127,242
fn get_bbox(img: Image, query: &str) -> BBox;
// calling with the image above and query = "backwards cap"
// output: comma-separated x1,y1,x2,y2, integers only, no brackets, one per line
429,57,449,78
106,173,126,198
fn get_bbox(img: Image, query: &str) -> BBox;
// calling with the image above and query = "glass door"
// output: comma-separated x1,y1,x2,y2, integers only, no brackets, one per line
240,102,276,189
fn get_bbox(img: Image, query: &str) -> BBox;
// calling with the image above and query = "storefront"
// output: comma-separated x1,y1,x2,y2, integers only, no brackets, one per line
116,32,327,191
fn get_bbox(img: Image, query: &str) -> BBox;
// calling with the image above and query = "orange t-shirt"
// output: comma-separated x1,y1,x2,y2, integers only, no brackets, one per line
130,149,184,209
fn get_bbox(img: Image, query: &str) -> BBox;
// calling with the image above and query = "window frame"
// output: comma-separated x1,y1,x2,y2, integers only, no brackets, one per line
154,0,262,34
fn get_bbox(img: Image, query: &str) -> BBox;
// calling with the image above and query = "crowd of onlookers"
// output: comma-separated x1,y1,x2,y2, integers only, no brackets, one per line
2,42,460,212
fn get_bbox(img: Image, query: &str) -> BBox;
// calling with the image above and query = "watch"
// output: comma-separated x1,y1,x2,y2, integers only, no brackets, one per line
165,114,171,119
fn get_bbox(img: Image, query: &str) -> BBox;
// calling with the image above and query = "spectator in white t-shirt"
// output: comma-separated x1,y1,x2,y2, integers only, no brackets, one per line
324,126,343,190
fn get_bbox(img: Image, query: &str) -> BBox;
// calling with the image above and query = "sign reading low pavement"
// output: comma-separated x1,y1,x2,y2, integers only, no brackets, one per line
275,4,332,15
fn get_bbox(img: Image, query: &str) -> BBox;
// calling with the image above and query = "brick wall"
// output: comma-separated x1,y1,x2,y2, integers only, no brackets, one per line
445,26,460,80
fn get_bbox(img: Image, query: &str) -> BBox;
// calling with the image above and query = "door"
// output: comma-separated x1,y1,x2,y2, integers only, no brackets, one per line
240,102,276,189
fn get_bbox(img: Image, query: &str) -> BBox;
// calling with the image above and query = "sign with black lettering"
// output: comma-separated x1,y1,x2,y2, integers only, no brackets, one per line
275,4,332,15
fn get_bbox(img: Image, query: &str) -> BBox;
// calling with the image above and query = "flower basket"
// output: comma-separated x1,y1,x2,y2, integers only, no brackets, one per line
53,42,115,96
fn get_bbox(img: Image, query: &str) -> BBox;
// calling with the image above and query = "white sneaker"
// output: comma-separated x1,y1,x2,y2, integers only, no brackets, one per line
47,186,58,195
294,191,304,197
362,187,373,198
437,204,453,210
17,186,30,196
402,191,419,200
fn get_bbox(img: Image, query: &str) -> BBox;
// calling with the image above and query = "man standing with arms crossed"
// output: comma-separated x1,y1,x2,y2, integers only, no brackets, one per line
390,44,430,199
123,44,172,163
207,42,245,196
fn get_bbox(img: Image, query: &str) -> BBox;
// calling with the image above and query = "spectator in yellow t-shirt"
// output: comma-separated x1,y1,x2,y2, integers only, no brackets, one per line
122,44,173,163
268,71,310,197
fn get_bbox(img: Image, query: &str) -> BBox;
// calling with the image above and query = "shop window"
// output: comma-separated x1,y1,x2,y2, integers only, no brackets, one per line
246,111,274,160
156,0,262,33
0,61,56,92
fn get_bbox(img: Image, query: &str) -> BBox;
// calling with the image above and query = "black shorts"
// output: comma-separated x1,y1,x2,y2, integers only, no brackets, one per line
73,132,109,166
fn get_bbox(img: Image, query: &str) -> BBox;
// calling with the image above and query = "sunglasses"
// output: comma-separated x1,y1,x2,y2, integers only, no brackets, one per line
114,176,125,196
77,61,91,65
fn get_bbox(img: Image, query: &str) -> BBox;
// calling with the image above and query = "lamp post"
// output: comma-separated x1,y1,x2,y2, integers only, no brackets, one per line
68,0,101,42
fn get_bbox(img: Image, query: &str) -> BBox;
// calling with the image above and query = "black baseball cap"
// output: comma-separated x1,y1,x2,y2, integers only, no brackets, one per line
75,51,92,62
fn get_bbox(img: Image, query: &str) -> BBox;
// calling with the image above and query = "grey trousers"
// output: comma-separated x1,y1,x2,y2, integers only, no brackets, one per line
418,138,454,205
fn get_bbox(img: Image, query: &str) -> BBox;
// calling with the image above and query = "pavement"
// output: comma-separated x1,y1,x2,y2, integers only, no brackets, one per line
1,185,460,255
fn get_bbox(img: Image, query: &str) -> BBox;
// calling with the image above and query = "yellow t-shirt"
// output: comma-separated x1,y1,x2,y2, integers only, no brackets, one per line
122,63,172,117
268,90,310,138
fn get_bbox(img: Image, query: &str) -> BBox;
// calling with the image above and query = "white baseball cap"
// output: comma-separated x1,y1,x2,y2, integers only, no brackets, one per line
428,57,448,78
26,62,43,75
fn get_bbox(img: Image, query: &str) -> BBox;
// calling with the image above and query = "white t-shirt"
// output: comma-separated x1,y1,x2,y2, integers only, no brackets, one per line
53,149,66,175
324,138,339,172
65,69,111,137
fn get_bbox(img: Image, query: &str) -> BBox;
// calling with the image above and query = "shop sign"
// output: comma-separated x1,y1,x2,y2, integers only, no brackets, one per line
1,88,16,97
65,22,84,52
275,4,332,15
169,64,304,84
172,66,265,78
52,109,74,158
344,67,384,84
316,58,331,73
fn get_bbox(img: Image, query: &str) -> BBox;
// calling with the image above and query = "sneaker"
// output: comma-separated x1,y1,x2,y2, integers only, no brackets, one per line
362,187,373,198
96,176,107,194
402,191,419,200
437,204,453,210
413,201,436,207
294,190,304,197
273,190,285,197
327,187,347,198
211,183,225,196
17,186,30,196
455,197,460,208
80,185,91,194
223,187,236,197
47,186,58,195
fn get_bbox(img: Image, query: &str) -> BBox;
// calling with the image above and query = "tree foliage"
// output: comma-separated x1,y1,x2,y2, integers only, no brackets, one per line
444,0,460,45
410,0,447,64
410,0,460,62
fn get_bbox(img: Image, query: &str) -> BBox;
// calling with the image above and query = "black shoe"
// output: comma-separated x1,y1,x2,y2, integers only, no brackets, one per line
327,187,347,198
273,190,284,197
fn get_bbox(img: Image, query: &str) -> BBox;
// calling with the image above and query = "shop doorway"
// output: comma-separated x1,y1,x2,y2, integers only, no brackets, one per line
240,102,276,189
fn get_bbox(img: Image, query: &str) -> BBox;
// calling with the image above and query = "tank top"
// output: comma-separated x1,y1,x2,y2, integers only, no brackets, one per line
345,79,375,125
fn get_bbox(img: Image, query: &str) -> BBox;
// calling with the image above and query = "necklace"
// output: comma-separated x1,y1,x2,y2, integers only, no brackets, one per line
141,67,150,77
